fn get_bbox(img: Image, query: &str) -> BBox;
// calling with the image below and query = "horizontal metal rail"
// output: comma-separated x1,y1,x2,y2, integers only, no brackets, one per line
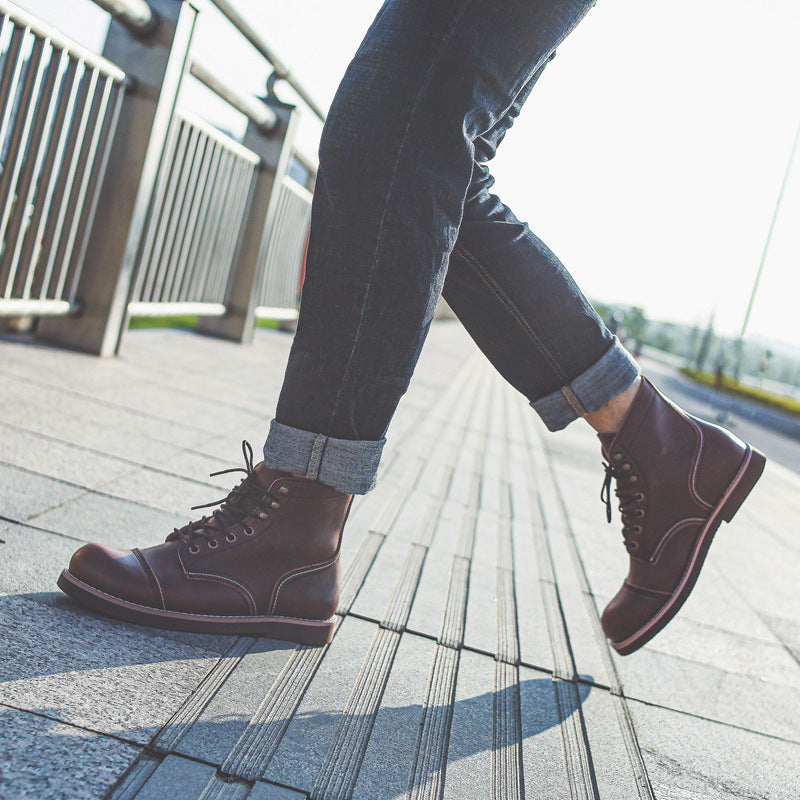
90,0,157,37
0,0,126,79
127,301,226,317
189,58,277,132
208,0,326,122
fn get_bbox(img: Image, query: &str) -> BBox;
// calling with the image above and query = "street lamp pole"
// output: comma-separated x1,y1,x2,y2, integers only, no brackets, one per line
734,115,800,380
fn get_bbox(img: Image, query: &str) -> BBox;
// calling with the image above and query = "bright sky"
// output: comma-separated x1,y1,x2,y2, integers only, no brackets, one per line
17,0,800,348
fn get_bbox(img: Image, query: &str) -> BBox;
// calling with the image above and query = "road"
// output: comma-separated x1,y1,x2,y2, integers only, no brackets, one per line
639,356,800,476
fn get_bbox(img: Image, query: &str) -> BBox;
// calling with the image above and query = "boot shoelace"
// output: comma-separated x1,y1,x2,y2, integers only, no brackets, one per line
601,456,646,553
167,441,287,554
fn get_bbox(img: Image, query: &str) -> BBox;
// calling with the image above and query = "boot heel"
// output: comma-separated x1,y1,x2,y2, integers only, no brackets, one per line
720,447,766,523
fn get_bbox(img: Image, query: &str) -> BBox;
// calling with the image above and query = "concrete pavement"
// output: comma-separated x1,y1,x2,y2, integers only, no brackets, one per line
1,322,799,800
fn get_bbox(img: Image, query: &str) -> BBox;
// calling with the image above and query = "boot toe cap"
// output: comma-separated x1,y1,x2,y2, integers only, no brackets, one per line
601,584,666,651
67,544,158,607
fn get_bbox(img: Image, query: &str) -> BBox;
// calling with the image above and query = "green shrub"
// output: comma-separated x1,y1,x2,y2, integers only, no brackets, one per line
680,368,800,418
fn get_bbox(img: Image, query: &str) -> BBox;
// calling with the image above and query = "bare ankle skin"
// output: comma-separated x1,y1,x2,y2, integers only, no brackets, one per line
584,375,642,434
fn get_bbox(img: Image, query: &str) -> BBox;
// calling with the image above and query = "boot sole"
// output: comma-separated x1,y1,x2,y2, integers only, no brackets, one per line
610,445,766,656
57,570,335,646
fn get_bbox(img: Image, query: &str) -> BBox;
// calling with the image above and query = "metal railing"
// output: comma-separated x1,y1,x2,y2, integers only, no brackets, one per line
2,0,321,353
0,1,126,316
127,111,259,316
255,175,312,320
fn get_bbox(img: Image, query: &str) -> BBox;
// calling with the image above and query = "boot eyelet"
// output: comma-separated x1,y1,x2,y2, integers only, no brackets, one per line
270,501,281,510
633,525,642,534
189,544,200,554
635,509,645,518
635,493,644,501
622,463,631,471
257,511,270,520
208,539,218,549
244,526,255,536
225,533,236,542
628,541,639,550
629,475,638,483
613,453,623,461
279,485,290,495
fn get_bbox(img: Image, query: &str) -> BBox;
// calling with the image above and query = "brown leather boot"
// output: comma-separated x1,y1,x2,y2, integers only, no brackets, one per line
57,443,352,645
598,379,765,655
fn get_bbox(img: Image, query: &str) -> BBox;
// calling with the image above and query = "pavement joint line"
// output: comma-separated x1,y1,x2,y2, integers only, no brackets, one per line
0,367,269,432
0,459,219,517
622,694,800,746
0,513,88,543
756,612,800,670
0,420,256,489
0,699,151,751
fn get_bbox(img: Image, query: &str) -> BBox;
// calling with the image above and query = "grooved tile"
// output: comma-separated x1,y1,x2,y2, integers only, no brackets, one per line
153,637,255,753
441,648,494,800
310,627,401,800
463,507,503,657
338,531,385,614
492,660,523,800
382,543,427,631
107,755,162,800
124,754,218,800
438,555,470,648
221,645,328,780
518,668,572,799
496,564,519,665
406,644,459,800
351,632,436,800
173,641,300,766
554,678,596,800
264,616,378,791
198,775,250,800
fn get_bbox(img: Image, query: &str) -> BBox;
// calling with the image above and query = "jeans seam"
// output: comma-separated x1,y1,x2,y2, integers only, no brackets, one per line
307,434,326,480
452,241,569,383
325,3,476,432
560,385,588,417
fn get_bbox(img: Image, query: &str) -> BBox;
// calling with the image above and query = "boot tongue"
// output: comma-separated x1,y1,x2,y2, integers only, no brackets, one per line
253,462,278,488
598,432,616,460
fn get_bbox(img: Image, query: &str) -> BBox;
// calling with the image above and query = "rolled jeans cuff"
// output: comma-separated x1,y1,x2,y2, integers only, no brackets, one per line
531,337,640,432
263,420,385,494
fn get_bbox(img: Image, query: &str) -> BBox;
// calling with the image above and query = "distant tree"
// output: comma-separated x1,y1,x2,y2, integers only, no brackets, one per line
624,307,647,346
695,314,715,372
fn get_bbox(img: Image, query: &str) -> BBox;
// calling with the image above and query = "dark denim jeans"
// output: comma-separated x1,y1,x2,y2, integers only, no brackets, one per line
264,0,639,493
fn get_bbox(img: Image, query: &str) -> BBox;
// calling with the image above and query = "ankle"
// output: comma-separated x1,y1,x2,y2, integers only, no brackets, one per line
584,375,642,434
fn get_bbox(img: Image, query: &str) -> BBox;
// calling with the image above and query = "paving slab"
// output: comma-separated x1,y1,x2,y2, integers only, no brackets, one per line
0,593,220,743
30,490,186,549
629,699,800,800
0,705,141,800
0,462,87,523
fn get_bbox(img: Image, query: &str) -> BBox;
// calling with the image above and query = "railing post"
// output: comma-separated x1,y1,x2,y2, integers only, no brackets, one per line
197,96,299,344
38,0,198,355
